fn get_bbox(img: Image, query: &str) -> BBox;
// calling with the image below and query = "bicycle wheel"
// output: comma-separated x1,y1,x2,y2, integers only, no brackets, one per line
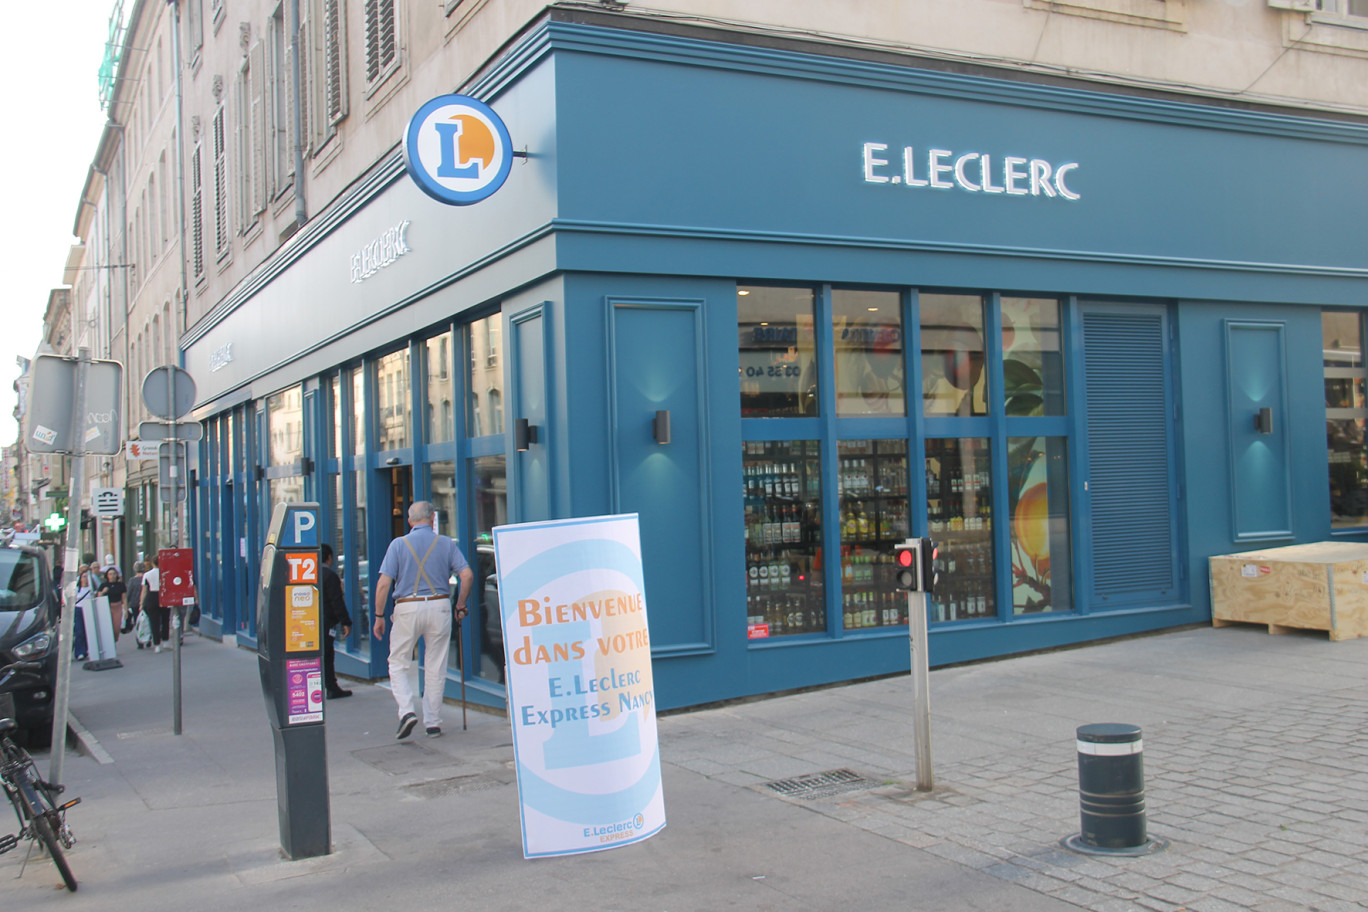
33,813,76,892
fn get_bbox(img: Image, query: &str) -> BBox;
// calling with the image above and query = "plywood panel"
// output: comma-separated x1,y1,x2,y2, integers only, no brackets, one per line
1210,543,1368,641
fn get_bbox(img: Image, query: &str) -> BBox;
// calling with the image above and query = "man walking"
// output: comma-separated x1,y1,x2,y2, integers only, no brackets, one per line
319,543,353,699
373,501,474,740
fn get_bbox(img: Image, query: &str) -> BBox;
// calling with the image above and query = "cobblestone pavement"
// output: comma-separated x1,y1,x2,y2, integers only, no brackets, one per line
659,625,1368,912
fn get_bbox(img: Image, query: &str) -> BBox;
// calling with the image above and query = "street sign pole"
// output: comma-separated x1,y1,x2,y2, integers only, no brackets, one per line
49,349,90,786
168,365,183,735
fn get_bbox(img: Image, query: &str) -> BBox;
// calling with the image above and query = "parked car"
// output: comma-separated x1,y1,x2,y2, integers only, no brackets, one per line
0,545,59,747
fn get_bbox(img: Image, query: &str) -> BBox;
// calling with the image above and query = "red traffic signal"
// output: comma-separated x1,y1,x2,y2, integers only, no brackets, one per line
894,542,919,590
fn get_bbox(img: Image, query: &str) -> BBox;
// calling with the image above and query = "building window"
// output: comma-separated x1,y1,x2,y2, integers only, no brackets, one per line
212,105,229,257
375,348,410,451
1317,0,1368,18
425,332,454,443
469,313,502,436
738,285,818,417
1002,297,1066,416
363,0,398,88
186,0,204,58
1324,311,1368,529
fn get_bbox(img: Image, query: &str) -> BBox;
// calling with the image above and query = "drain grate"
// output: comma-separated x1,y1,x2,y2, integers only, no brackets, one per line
764,768,880,800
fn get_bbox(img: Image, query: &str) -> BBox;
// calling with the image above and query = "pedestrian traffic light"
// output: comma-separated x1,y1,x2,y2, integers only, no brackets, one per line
920,538,939,595
894,541,919,590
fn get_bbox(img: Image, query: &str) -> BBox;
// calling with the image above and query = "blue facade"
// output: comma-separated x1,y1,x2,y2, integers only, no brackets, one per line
187,19,1368,711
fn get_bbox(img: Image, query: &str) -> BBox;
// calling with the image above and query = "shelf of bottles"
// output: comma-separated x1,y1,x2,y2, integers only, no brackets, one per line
837,439,911,630
744,440,825,638
925,437,996,622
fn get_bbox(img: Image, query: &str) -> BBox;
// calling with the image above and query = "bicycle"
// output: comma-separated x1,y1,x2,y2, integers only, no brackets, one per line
0,662,80,892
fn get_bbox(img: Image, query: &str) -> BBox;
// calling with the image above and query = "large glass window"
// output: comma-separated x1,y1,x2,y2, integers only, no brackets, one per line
266,387,304,509
1002,297,1066,416
1324,311,1368,529
739,285,818,417
925,437,995,622
376,349,411,450
833,289,905,416
1008,436,1072,614
468,314,502,437
426,332,454,443
743,440,825,638
838,439,910,629
921,294,987,417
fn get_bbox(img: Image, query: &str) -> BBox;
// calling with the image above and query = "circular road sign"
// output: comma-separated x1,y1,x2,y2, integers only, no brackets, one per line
142,366,197,420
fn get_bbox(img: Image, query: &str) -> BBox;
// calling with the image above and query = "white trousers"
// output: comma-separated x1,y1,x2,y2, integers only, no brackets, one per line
387,597,452,728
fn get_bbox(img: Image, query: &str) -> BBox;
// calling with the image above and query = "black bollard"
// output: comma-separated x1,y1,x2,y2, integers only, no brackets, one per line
1063,723,1165,856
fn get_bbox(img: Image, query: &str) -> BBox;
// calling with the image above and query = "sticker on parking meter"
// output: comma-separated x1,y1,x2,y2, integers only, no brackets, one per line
492,513,665,859
286,658,323,724
286,586,319,651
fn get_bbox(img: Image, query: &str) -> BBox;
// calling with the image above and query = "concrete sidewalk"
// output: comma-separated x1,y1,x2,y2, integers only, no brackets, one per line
5,623,1367,910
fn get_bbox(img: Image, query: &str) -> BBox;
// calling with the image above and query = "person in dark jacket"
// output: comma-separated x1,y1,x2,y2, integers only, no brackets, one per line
125,562,145,643
319,544,353,699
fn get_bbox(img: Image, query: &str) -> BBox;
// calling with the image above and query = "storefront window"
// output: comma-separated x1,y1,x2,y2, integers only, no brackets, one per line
468,314,502,437
465,455,507,682
353,468,370,654
739,285,818,417
925,437,995,622
330,374,342,459
1002,297,1066,416
266,387,304,509
426,332,455,443
376,349,411,450
1324,311,1368,528
1007,436,1072,614
837,439,910,629
921,294,987,417
743,440,825,638
833,289,904,416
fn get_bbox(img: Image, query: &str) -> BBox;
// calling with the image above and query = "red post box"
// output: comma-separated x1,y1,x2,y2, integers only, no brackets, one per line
159,548,196,606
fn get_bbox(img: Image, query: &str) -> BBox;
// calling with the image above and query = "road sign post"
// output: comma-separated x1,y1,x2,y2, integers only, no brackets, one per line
142,364,198,736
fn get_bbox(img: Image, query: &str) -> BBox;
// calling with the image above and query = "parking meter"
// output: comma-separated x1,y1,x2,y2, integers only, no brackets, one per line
258,502,330,859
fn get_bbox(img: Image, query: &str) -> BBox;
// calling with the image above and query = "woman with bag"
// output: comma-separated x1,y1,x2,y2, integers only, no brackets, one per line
72,565,93,661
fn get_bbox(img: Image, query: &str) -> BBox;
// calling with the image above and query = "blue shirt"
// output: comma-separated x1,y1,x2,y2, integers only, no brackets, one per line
378,526,470,598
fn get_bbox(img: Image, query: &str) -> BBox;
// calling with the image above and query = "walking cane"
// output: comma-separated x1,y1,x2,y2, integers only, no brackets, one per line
457,613,468,731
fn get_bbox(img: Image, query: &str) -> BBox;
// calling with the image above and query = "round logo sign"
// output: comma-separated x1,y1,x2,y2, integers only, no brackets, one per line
403,94,513,205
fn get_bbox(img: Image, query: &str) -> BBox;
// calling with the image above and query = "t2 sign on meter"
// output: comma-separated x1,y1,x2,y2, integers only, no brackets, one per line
403,94,514,205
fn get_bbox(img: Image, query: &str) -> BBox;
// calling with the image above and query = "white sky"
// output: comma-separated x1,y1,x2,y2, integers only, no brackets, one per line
1,3,119,446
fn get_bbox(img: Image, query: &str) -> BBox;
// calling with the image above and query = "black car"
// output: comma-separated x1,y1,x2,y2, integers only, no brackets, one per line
0,545,59,746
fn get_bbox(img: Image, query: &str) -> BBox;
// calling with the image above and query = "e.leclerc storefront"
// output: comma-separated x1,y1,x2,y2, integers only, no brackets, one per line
183,16,1368,712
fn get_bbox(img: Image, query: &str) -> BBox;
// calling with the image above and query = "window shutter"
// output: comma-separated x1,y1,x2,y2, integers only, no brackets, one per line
364,0,395,85
1081,307,1179,604
252,41,268,216
191,145,204,278
325,0,348,123
213,106,229,254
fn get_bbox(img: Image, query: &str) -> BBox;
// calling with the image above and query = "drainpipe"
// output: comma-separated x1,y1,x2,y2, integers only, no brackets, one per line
290,0,307,228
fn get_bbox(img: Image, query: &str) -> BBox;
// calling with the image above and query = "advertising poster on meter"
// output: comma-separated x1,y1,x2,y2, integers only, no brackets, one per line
492,514,665,858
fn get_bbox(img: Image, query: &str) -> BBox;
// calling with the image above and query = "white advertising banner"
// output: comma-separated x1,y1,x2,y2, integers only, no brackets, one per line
492,514,665,858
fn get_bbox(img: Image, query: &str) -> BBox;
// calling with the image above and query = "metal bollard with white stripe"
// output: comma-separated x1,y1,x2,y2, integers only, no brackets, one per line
1063,723,1165,855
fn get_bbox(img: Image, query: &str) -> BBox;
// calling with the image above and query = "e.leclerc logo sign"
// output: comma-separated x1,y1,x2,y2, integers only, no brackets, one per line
403,94,513,205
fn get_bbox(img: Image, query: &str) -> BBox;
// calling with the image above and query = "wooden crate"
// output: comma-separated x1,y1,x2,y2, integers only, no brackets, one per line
1209,542,1368,642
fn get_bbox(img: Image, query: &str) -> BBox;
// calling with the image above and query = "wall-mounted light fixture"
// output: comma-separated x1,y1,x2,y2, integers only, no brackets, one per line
515,418,538,452
653,409,671,445
385,456,400,466
301,457,314,474
255,465,266,481
1255,407,1274,435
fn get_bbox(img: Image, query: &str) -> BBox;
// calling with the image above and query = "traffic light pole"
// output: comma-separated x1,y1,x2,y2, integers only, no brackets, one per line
907,588,934,791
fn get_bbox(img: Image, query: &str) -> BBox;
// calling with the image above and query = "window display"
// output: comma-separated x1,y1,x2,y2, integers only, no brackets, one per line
743,440,825,637
837,439,910,629
925,437,995,622
833,289,904,416
921,293,987,417
1007,436,1072,614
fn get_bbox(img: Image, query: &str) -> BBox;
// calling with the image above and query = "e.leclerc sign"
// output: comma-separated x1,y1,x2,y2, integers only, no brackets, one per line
403,94,513,205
